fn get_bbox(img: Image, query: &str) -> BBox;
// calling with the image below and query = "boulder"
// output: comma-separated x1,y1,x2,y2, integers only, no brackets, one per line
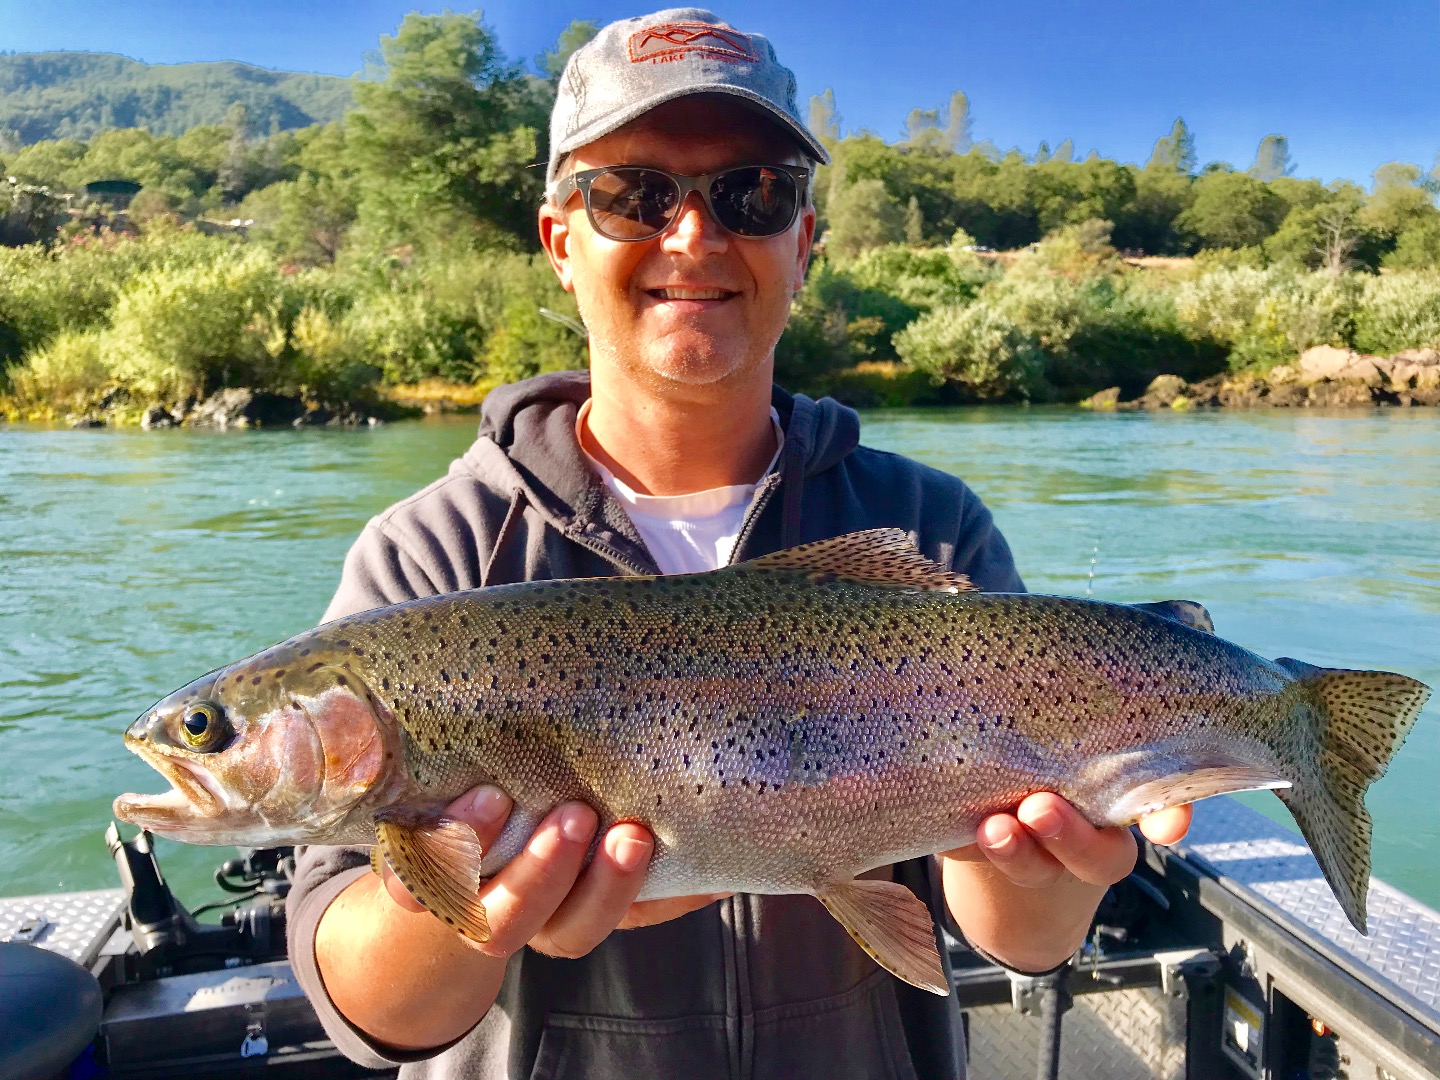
140,405,174,430
1392,347,1440,367
188,389,306,429
1142,374,1188,406
1266,364,1298,385
1079,387,1121,410
1296,346,1385,386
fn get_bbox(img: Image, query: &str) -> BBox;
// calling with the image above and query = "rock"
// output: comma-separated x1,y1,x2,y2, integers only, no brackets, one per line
1080,387,1121,410
1144,374,1188,406
1392,347,1440,367
1296,345,1384,386
140,405,174,430
1266,364,1298,385
188,389,306,429
1263,382,1307,408
69,415,105,429
1306,381,1378,407
1416,367,1440,391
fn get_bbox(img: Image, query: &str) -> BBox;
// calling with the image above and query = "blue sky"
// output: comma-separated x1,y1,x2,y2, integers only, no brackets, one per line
3,0,1436,187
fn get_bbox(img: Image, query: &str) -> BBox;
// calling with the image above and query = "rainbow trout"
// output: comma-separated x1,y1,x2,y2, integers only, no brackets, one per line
115,530,1429,994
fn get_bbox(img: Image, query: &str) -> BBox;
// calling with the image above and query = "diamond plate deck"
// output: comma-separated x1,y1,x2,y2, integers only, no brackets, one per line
968,988,1187,1080
1177,796,1440,1029
0,888,126,967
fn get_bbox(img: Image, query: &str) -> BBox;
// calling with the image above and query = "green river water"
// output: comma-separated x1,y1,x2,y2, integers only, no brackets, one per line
1,407,1436,915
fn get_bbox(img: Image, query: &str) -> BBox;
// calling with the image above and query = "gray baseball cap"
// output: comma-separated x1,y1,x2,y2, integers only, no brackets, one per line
547,8,830,189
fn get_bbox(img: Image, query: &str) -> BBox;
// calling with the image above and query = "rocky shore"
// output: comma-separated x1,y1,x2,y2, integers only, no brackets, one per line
1081,346,1440,411
65,387,390,430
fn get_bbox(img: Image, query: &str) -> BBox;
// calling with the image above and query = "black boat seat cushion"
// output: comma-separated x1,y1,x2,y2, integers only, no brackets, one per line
0,942,103,1080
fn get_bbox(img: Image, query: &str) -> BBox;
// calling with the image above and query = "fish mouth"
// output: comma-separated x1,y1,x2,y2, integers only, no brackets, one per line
114,738,225,833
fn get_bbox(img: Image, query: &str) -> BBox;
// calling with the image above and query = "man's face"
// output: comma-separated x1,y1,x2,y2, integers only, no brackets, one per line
539,98,816,395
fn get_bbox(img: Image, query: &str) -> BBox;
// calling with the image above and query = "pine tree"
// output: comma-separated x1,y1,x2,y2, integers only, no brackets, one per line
1148,118,1197,173
944,91,972,154
1249,135,1294,182
807,89,841,146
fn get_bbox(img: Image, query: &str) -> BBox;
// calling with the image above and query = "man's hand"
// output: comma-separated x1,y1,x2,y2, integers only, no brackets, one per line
941,794,1192,973
379,786,726,958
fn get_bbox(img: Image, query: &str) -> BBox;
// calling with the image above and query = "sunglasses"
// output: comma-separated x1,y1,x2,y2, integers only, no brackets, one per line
550,164,811,242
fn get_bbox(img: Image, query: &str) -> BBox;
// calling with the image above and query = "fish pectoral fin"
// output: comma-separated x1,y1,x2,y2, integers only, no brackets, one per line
816,878,948,996
373,807,491,944
743,529,977,594
1103,762,1290,826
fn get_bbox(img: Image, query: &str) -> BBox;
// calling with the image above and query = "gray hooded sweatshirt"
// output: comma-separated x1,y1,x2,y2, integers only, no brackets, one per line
288,371,1024,1079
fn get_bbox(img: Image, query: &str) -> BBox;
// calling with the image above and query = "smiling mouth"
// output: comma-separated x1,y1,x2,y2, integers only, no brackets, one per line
646,287,737,301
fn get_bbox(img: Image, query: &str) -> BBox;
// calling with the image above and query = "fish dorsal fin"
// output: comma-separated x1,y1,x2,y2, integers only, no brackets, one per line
745,530,976,593
1131,600,1215,634
816,877,949,995
373,807,491,945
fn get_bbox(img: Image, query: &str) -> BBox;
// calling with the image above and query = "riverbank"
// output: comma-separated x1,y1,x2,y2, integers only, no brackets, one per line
1082,345,1440,411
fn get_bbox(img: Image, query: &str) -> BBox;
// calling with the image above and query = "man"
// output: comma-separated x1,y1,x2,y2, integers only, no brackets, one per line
288,9,1191,1076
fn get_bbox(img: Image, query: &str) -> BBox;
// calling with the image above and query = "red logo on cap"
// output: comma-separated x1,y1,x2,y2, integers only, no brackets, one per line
628,22,758,64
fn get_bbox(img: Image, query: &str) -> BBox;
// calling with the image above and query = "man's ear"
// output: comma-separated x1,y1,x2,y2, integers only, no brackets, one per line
792,204,817,295
538,202,575,292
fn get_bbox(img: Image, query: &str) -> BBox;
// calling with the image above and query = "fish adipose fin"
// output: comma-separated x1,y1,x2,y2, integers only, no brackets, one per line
1130,600,1215,634
745,529,976,593
1272,659,1430,935
373,808,490,944
816,878,949,995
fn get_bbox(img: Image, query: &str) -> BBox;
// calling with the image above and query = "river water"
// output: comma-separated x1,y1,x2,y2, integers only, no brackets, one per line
1,407,1436,913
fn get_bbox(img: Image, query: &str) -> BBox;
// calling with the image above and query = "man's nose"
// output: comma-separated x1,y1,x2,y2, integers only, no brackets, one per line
660,190,728,255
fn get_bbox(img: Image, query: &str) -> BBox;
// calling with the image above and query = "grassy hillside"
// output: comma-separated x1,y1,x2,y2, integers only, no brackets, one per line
0,52,353,145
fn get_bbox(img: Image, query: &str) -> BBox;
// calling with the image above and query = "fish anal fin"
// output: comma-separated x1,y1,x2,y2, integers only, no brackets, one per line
745,529,976,593
1131,600,1215,634
816,878,948,995
374,807,490,944
1105,765,1290,825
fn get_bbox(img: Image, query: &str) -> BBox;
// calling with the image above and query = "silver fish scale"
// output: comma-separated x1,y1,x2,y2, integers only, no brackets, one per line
323,570,1302,901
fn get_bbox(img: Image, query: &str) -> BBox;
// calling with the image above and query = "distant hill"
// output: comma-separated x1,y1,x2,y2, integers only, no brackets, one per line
0,52,354,145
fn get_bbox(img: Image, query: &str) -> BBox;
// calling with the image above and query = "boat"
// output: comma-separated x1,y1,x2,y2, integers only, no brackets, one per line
3,795,1438,1079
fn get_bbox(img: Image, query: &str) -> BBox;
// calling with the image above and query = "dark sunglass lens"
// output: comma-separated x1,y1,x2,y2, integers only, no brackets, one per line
587,168,679,239
710,167,799,236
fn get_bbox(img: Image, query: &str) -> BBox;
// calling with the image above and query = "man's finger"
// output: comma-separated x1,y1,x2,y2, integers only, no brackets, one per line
530,823,654,958
381,785,514,913
1138,804,1192,846
976,812,1067,889
1015,793,1138,887
469,802,598,958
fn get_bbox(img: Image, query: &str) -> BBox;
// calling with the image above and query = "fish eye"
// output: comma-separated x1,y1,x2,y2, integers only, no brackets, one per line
179,701,234,753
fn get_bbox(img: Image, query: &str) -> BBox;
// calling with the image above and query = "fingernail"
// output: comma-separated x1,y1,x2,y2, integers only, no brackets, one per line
980,819,1014,852
1026,807,1063,839
468,786,511,824
612,835,652,872
559,804,596,843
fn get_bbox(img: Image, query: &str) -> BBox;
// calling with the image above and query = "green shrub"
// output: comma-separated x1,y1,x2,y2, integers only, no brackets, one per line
7,329,111,412
894,301,1044,399
1352,273,1440,354
1383,218,1440,271
846,244,995,311
104,247,290,396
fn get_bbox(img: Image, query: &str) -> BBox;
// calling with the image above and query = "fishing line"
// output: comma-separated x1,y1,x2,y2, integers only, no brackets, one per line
1085,539,1101,597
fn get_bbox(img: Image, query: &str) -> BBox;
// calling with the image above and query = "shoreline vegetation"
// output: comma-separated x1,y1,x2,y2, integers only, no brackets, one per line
2,16,1439,429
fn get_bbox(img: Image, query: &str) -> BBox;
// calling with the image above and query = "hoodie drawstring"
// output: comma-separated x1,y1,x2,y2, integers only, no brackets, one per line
482,489,528,588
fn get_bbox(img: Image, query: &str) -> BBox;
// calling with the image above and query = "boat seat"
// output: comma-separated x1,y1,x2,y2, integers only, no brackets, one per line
0,942,102,1080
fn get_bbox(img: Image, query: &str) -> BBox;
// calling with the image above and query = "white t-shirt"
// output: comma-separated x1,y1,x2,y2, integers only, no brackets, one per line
580,406,784,575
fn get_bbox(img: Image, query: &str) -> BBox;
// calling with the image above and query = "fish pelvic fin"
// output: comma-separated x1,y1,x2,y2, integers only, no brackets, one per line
816,878,949,995
743,529,976,593
374,807,490,944
1273,659,1431,935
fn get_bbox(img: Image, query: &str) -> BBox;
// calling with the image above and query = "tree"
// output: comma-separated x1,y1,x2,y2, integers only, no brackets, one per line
807,89,841,146
825,177,905,262
1363,162,1436,242
541,20,598,83
1175,171,1285,249
1148,118,1197,173
904,196,924,244
217,104,252,203
944,91,973,154
1112,164,1194,254
1249,134,1294,182
1263,187,1382,272
903,107,944,150
1052,138,1074,164
345,12,540,252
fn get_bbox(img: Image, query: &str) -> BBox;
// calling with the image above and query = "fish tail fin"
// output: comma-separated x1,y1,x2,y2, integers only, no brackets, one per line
1274,658,1430,934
